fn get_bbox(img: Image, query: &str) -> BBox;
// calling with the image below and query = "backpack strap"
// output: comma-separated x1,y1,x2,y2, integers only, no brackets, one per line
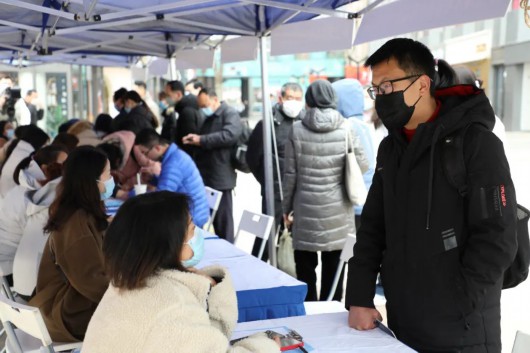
441,124,474,197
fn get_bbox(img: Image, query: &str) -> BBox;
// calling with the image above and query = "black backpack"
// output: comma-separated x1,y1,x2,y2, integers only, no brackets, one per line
441,124,530,289
231,121,252,173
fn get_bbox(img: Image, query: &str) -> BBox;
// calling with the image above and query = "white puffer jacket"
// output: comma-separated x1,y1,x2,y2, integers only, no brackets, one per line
0,140,34,198
13,177,60,296
82,266,280,353
0,162,45,274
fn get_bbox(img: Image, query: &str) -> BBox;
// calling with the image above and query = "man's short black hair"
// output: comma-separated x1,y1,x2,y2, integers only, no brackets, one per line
113,87,128,101
166,80,185,94
134,128,167,148
198,87,217,98
185,78,203,90
26,89,37,97
280,83,303,97
365,38,436,95
134,81,147,89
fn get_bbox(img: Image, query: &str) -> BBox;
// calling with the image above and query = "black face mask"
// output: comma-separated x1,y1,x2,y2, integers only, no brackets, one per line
375,80,421,131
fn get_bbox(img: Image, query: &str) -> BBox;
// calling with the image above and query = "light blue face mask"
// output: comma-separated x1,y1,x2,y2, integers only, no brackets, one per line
98,177,115,200
182,227,205,268
124,107,132,114
201,107,214,117
5,129,14,140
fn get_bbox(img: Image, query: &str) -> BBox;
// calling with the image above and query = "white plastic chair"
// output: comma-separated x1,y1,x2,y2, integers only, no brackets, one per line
234,210,274,260
326,233,356,301
204,187,222,231
512,330,530,353
0,292,82,353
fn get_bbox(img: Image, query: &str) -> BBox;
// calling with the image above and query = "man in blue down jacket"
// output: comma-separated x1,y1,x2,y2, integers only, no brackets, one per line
135,129,209,228
346,38,518,353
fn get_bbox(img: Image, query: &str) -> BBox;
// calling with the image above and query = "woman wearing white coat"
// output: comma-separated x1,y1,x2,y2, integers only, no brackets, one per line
12,175,62,298
0,125,49,199
0,145,67,279
83,192,280,353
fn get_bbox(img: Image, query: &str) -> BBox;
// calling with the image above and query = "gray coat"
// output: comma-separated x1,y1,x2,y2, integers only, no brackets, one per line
282,107,369,252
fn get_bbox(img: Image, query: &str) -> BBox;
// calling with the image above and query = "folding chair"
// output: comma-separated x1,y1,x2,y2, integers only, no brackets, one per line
234,210,274,260
512,330,530,353
0,292,82,353
326,233,356,301
204,187,222,232
0,264,15,302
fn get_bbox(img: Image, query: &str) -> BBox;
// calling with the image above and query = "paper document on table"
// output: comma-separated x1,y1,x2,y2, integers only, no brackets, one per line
231,326,315,352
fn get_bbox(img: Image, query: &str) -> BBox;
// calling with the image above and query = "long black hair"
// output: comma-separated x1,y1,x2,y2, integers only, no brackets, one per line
0,125,49,176
44,146,109,233
104,191,191,290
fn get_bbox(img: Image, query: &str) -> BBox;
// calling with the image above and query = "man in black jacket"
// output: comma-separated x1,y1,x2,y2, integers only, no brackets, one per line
346,38,518,353
164,80,204,157
246,82,304,259
183,88,242,243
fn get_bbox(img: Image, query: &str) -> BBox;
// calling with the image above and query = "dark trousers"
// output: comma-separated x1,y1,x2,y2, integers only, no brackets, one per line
213,189,234,243
294,249,344,302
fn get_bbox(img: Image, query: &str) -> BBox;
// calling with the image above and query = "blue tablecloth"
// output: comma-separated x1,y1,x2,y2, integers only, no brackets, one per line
198,237,307,323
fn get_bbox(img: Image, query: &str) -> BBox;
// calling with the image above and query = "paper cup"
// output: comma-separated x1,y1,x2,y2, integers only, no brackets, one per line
134,184,147,196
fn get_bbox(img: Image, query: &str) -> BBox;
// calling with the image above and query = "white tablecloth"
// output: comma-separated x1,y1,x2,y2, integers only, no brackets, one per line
233,312,417,353
197,237,307,322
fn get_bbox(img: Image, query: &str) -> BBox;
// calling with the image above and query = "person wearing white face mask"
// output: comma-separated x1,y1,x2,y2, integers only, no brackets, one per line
82,191,280,353
246,83,304,260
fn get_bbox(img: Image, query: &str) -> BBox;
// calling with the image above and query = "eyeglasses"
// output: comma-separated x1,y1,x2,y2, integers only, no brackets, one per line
141,146,154,156
367,74,422,100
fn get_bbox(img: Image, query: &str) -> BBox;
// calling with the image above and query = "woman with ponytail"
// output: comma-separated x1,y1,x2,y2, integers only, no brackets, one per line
0,145,67,282
111,90,157,134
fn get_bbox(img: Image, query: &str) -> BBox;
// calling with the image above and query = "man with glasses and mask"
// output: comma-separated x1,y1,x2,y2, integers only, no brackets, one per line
345,38,517,353
134,128,209,228
183,88,242,243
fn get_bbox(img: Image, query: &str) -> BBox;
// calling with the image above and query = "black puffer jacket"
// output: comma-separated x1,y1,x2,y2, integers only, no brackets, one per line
346,86,518,353
194,102,242,191
112,104,155,135
174,94,204,156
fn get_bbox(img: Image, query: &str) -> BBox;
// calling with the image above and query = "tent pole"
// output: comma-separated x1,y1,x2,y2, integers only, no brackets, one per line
259,35,277,267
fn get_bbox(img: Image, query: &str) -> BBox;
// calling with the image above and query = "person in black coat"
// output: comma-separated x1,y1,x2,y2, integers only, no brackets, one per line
246,82,305,260
112,88,128,128
346,38,518,353
165,80,204,157
182,88,242,243
112,91,157,135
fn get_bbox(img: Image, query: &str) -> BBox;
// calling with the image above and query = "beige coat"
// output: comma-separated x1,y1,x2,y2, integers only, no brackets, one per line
82,266,280,353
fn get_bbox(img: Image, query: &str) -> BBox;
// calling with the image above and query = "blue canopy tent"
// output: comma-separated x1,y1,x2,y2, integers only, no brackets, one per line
0,0,514,266
0,0,363,266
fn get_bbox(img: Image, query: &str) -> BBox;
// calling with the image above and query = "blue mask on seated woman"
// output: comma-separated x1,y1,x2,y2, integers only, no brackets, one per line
99,177,115,201
182,227,205,268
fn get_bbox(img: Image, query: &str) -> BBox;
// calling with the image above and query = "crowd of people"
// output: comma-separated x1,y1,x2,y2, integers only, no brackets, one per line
0,36,519,353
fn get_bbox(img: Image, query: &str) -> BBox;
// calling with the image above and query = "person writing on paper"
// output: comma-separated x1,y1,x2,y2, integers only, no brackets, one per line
135,129,209,228
30,146,111,342
345,38,517,353
82,191,280,353
282,80,368,302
